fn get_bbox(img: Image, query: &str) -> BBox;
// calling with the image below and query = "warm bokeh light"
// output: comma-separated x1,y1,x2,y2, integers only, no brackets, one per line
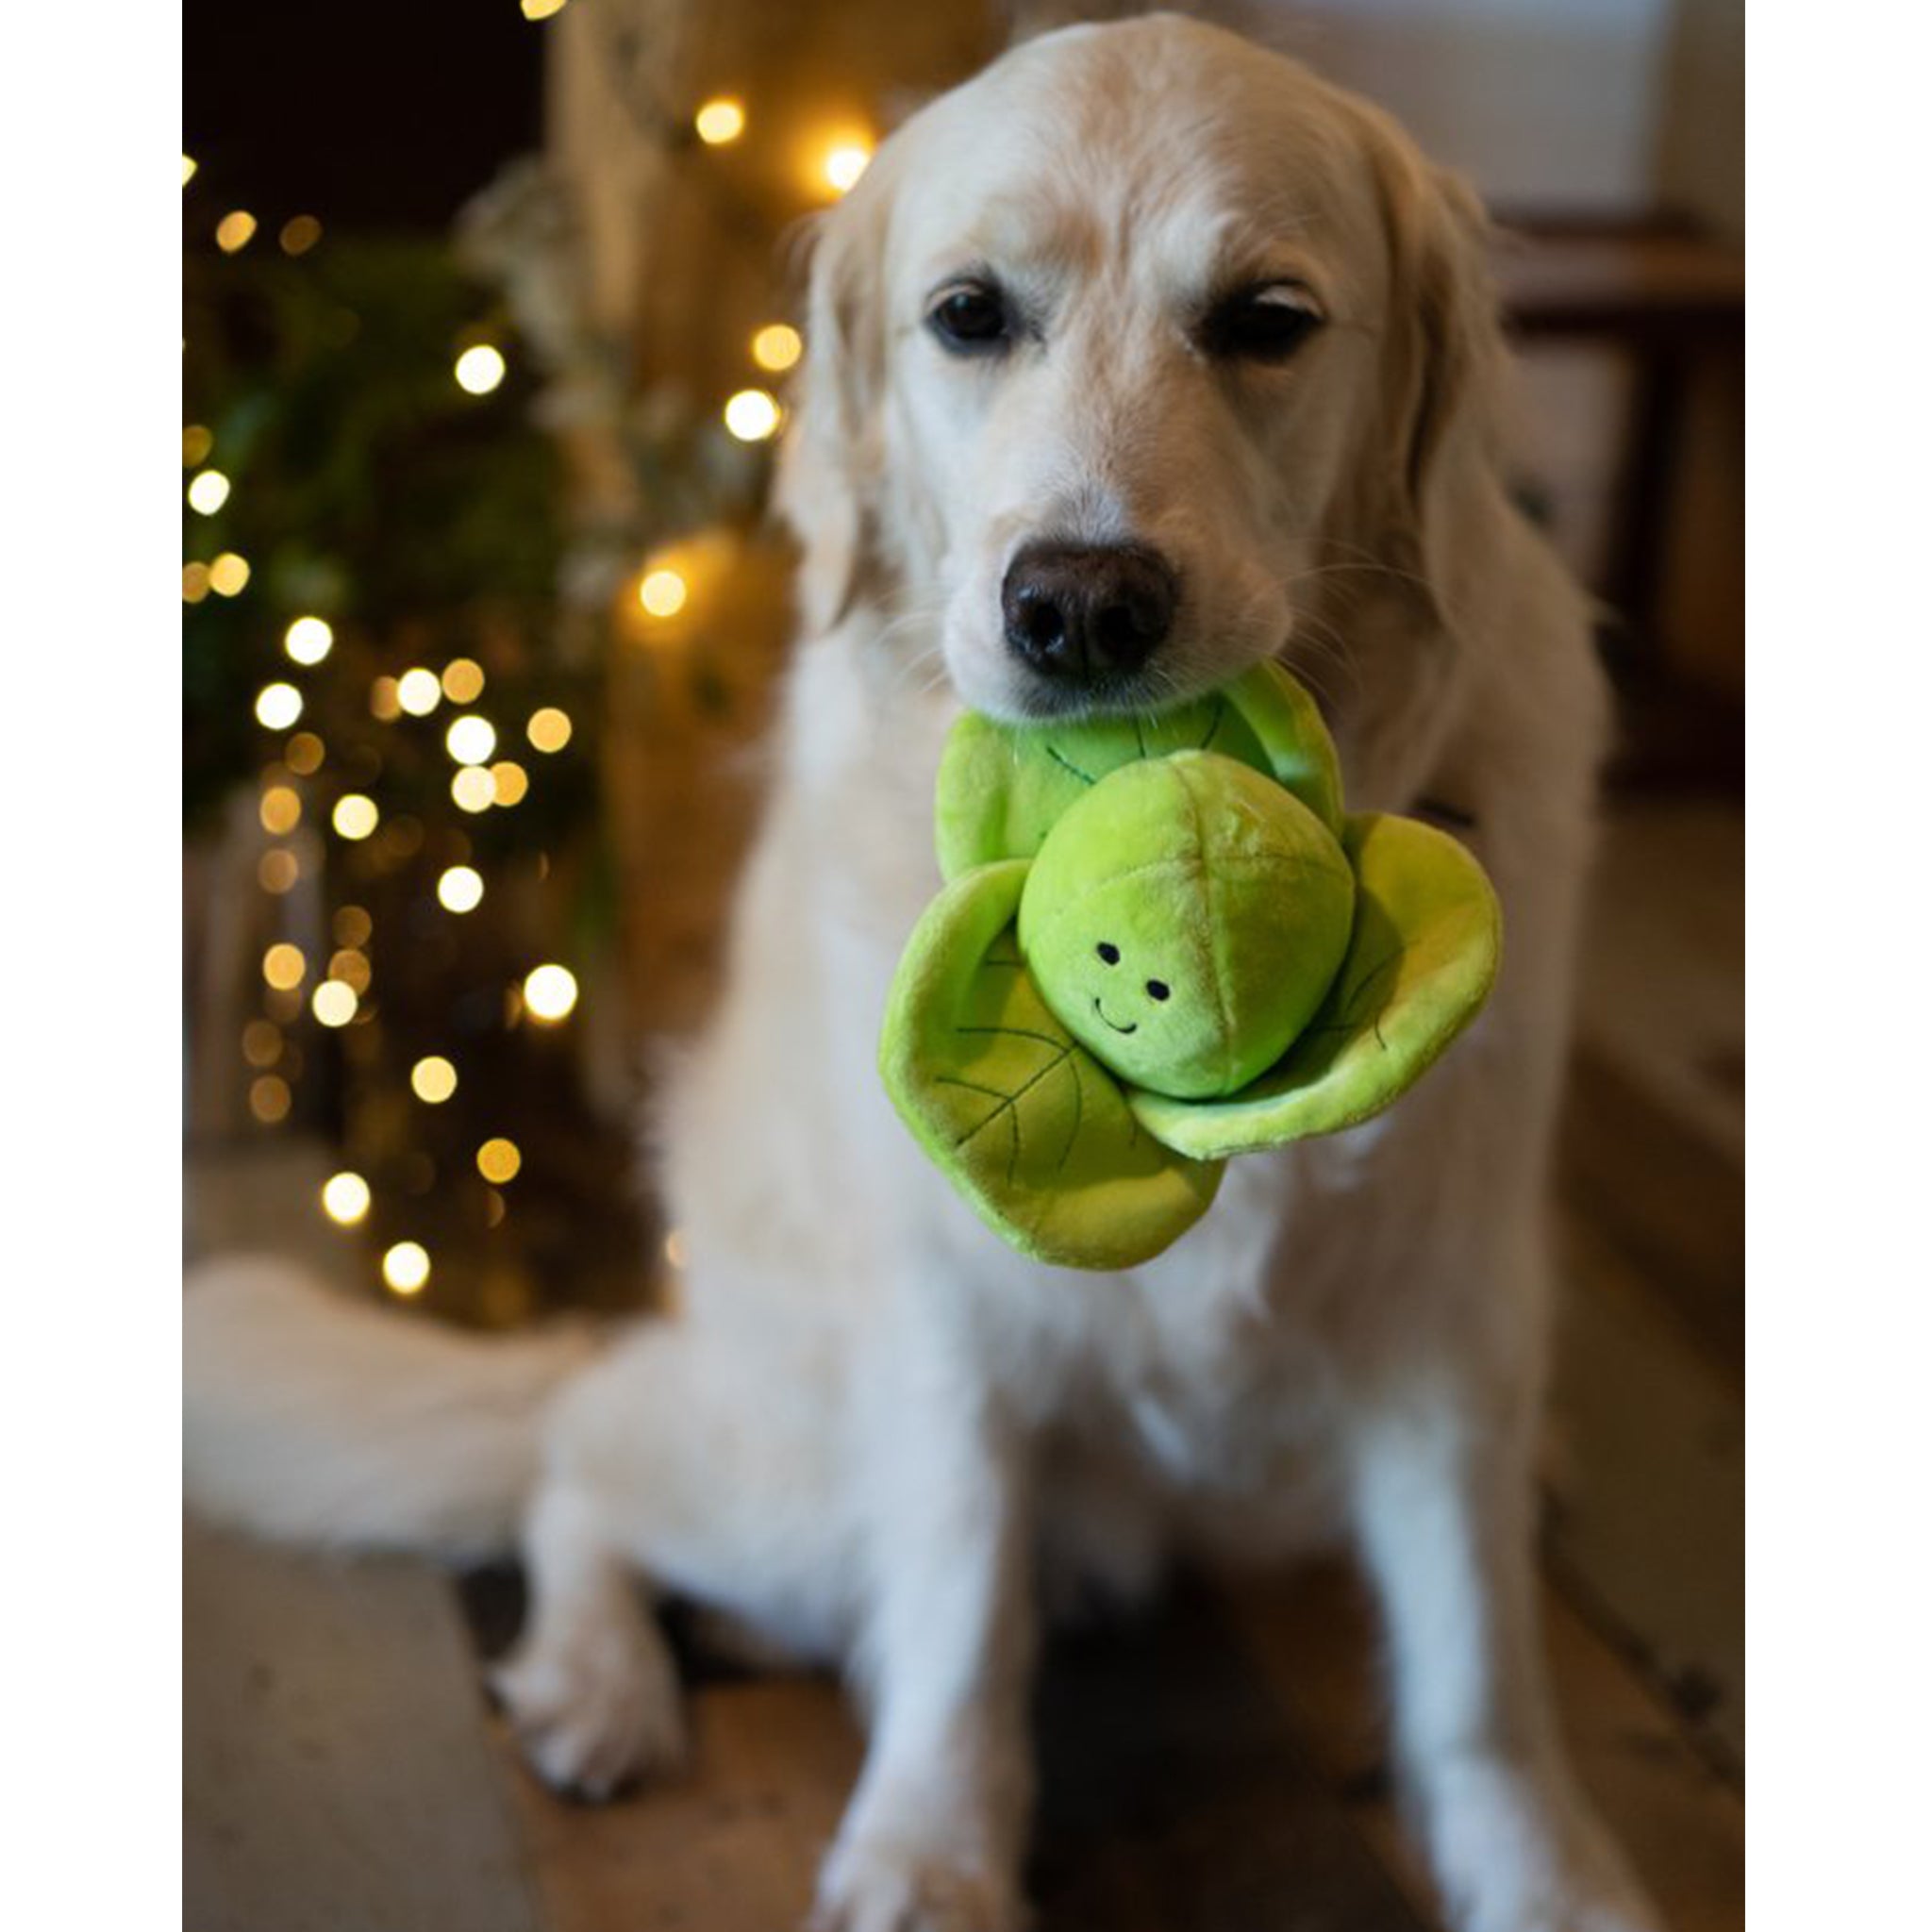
322,1172,371,1225
334,905,373,948
259,786,302,834
664,1228,689,1270
445,715,498,765
397,667,442,716
284,731,325,774
476,1137,523,1183
823,142,873,193
256,683,303,730
639,567,688,617
438,864,485,913
279,215,322,256
332,793,379,841
441,658,486,703
209,552,251,596
526,707,573,753
242,1020,283,1068
724,388,781,441
187,469,231,514
694,96,746,144
370,675,403,722
183,424,214,466
454,344,506,395
411,1056,458,1104
258,848,300,894
382,1241,430,1295
181,562,210,604
262,942,308,991
521,0,568,17
751,324,803,373
216,209,258,253
249,1075,291,1124
285,616,334,665
327,948,372,993
182,154,198,187
452,766,498,813
523,963,579,1023
312,979,358,1027
489,759,529,806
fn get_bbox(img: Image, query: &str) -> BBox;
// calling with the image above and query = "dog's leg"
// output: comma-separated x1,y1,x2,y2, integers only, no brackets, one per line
490,1477,686,1801
1342,1332,1664,1932
814,1339,1037,1932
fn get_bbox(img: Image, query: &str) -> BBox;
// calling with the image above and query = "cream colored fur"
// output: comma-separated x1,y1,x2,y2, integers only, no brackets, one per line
184,19,1663,1931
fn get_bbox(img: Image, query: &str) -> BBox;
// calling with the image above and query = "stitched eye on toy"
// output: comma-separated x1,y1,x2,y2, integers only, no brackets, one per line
1096,941,1120,965
927,279,1010,355
1198,281,1325,364
1146,979,1171,1002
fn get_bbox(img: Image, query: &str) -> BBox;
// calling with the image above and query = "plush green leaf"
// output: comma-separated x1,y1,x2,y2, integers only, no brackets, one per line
879,860,1224,1269
1128,813,1501,1158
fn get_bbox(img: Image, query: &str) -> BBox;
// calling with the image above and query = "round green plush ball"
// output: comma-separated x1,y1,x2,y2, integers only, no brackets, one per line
1016,751,1357,1099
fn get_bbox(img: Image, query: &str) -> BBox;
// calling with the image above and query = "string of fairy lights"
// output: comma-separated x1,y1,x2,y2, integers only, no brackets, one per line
185,0,874,1307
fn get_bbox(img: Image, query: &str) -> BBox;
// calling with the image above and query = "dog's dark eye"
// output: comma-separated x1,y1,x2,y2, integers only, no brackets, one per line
1096,941,1120,965
1146,979,1171,1002
927,281,1009,355
1200,283,1324,363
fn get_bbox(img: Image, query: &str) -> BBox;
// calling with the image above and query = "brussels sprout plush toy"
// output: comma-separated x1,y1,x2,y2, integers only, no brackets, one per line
877,662,1502,1270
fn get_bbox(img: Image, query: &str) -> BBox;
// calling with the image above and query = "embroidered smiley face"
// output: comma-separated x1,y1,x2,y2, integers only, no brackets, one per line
1016,752,1357,1099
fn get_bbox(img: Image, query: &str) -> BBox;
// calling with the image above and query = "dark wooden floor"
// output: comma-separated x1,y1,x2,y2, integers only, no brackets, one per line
183,800,1743,1932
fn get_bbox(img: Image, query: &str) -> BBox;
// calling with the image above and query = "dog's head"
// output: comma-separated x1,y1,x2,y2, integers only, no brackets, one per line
779,14,1507,726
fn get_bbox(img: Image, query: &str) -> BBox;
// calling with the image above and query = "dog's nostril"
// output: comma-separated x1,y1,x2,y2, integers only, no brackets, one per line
1002,541,1178,684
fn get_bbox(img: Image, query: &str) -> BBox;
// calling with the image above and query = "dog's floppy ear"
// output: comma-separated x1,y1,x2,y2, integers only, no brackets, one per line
774,167,894,636
1361,124,1510,641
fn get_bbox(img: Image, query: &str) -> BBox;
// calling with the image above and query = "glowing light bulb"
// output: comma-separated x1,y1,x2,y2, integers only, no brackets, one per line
751,324,803,372
527,708,573,753
823,142,872,193
724,388,780,441
256,683,303,730
639,568,688,617
438,865,484,913
332,793,379,841
411,1056,458,1104
476,1138,523,1183
216,209,258,253
187,470,230,514
322,1172,370,1224
455,344,506,395
382,1241,430,1295
397,668,441,716
445,715,498,766
285,616,333,665
523,963,579,1023
694,97,745,144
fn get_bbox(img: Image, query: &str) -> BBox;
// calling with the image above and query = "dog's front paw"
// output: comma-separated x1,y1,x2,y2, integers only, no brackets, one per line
810,1829,1026,1932
489,1618,685,1803
1425,1754,1665,1932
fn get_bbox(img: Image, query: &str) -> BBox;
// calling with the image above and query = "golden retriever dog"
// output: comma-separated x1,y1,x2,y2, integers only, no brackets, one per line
186,17,1662,1931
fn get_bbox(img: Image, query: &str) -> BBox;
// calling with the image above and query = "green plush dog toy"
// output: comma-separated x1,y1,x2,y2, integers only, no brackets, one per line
878,663,1501,1270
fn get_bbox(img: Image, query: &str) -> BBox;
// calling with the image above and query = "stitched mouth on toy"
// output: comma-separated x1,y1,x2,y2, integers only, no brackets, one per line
1092,997,1138,1036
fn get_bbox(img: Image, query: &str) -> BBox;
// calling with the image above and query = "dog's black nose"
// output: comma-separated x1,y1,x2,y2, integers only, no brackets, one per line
1002,542,1177,684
